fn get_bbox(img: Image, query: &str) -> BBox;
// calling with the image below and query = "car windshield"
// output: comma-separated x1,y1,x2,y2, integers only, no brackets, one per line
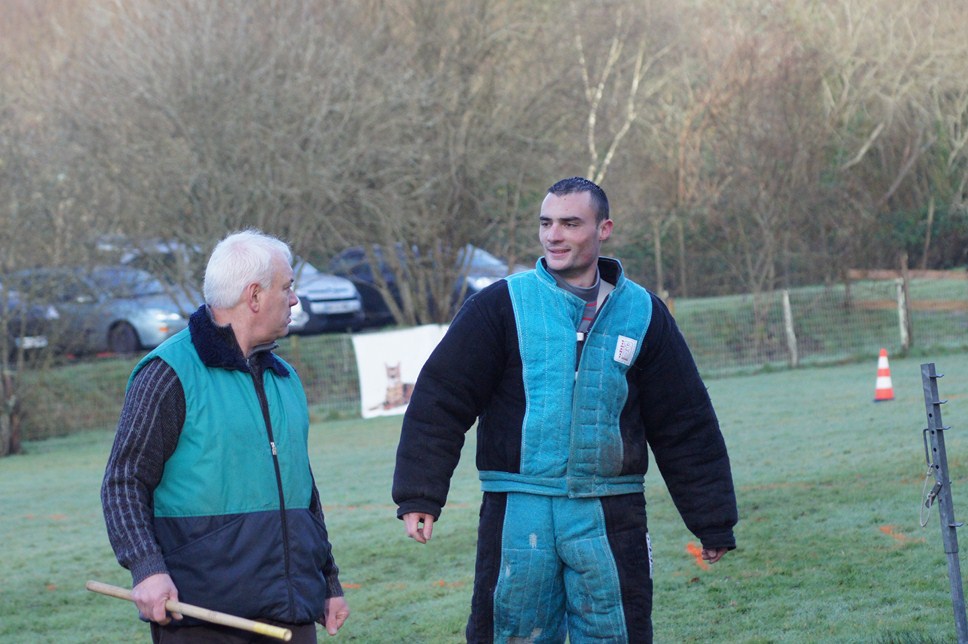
294,259,324,280
461,245,506,270
89,267,168,298
6,270,81,303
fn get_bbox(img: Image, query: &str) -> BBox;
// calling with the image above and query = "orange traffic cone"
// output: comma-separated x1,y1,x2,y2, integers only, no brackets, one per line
874,348,894,402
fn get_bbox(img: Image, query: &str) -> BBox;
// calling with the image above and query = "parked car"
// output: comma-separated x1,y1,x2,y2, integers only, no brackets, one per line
0,281,57,357
290,259,365,334
287,294,310,333
328,243,527,326
5,266,199,356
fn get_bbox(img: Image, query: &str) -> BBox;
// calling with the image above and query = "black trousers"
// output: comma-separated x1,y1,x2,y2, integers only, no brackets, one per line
151,620,317,643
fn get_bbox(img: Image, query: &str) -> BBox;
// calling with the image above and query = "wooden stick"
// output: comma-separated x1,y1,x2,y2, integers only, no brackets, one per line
86,580,293,642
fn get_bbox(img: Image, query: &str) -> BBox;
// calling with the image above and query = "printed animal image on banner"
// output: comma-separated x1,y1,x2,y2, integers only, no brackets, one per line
351,324,448,418
375,363,415,411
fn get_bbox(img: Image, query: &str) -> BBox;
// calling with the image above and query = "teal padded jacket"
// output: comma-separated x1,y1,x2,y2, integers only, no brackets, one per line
393,257,737,551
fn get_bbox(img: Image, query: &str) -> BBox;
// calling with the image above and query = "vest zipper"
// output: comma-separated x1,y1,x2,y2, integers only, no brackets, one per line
252,364,296,622
574,281,614,373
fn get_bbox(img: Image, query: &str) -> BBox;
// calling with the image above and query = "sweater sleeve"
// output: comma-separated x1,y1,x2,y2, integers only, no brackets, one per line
309,483,344,598
100,358,186,586
392,285,511,519
635,294,738,550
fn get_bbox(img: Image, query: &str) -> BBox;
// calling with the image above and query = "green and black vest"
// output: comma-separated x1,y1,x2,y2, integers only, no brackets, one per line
130,328,331,624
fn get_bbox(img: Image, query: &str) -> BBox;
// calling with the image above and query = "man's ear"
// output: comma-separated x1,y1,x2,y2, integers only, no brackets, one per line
599,218,614,242
244,282,262,312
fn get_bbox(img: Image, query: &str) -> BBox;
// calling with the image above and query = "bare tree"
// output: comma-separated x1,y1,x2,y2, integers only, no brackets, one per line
2,0,967,378
813,0,966,273
570,1,670,186
56,2,375,261
708,34,826,294
328,0,566,324
46,0,570,325
0,0,104,455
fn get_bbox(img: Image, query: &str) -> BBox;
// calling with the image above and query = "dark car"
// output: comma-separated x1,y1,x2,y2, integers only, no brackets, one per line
6,266,199,356
328,244,526,326
0,281,58,357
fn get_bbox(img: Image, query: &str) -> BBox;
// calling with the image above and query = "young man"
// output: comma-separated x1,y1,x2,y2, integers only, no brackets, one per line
102,230,349,642
393,177,737,643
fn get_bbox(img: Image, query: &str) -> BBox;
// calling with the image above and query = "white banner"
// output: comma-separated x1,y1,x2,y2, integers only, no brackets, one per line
351,324,448,419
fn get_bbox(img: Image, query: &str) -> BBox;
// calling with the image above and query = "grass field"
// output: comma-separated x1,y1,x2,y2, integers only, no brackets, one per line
3,351,968,642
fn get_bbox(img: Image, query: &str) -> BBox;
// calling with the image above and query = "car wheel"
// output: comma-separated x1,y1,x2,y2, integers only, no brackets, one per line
108,322,140,355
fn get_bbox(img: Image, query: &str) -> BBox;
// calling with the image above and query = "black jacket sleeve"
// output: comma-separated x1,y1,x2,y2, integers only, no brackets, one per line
635,294,738,550
392,283,512,519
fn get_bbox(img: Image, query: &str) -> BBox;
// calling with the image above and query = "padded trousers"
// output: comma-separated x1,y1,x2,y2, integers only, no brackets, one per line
466,492,653,643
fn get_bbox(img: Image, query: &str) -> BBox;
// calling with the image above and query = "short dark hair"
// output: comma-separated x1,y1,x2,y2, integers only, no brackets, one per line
547,177,610,223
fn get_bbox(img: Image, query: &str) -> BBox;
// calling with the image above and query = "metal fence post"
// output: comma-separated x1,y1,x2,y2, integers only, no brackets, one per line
920,362,968,643
897,278,910,351
781,289,798,368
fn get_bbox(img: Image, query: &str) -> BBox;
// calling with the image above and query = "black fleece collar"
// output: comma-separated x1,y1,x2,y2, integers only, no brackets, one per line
597,257,623,286
187,305,290,377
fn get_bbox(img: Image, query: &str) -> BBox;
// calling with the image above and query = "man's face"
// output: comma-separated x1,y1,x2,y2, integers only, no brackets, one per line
258,255,298,342
539,191,612,287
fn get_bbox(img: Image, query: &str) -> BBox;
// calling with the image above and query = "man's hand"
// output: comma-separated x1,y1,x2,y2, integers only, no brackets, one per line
321,596,350,635
131,573,182,625
701,547,729,564
403,512,435,544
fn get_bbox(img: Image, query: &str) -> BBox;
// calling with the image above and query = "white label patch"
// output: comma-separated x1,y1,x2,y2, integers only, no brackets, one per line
614,335,637,365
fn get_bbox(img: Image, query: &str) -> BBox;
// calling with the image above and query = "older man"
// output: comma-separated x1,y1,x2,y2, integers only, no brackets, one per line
102,230,349,643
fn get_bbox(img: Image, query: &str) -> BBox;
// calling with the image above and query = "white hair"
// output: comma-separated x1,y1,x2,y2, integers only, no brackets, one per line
203,229,292,309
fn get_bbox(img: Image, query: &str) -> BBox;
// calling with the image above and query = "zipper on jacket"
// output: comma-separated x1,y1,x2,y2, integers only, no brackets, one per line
250,359,296,622
574,283,614,373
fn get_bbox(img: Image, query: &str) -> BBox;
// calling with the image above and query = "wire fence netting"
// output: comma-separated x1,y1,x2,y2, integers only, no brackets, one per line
675,277,967,377
14,276,968,439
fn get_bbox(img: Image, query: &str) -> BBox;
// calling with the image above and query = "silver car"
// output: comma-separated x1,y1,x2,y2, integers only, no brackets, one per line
7,266,199,356
290,259,365,334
